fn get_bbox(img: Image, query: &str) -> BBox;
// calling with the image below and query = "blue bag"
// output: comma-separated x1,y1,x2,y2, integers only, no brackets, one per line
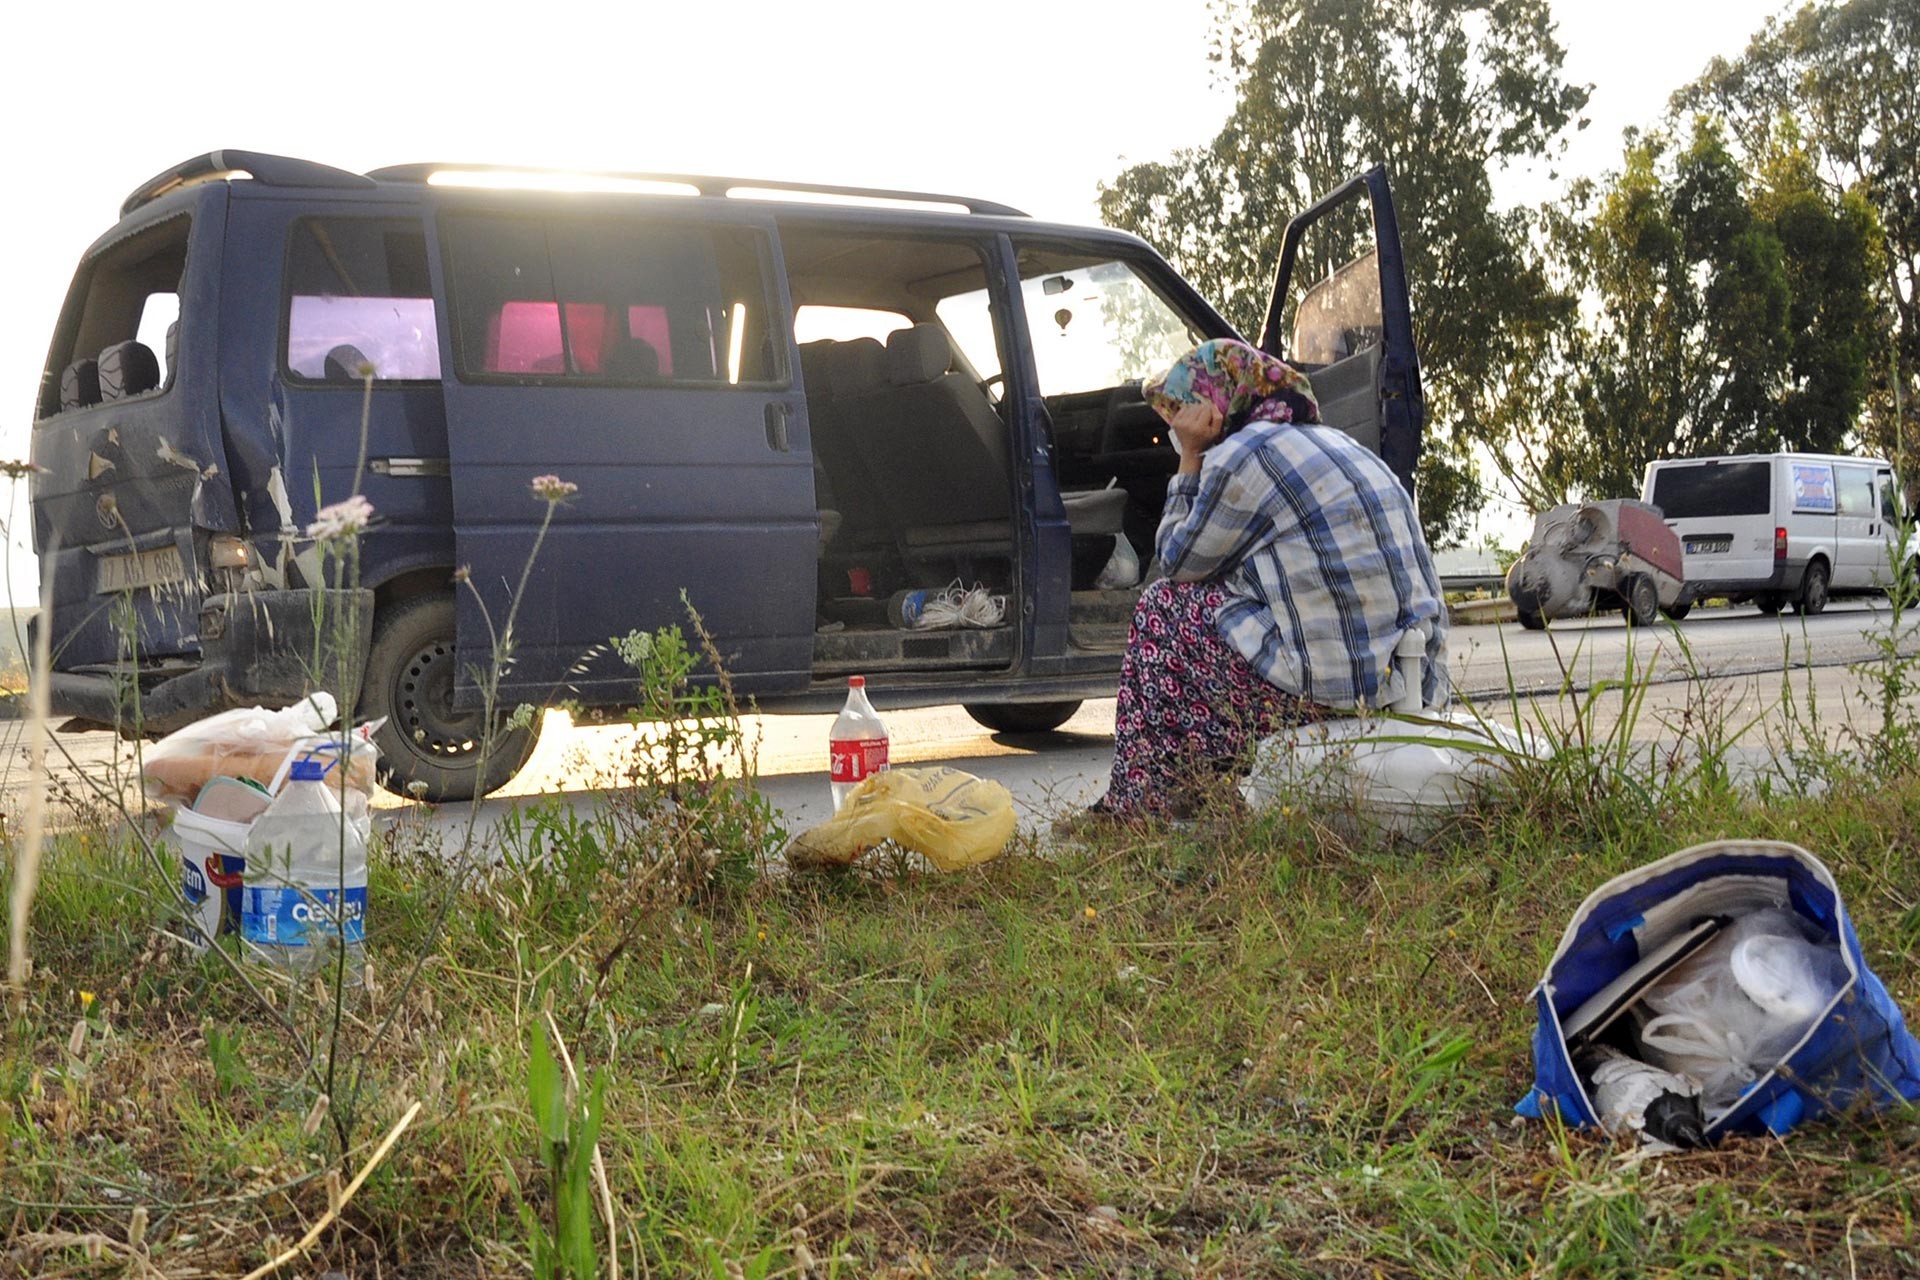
1519,840,1920,1138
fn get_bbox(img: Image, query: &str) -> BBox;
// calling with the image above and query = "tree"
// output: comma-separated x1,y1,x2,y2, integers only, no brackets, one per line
1098,0,1589,547
1537,121,1878,501
1677,0,1918,478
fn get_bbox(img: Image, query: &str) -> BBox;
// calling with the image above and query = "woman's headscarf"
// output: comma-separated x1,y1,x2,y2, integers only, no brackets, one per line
1142,338,1319,435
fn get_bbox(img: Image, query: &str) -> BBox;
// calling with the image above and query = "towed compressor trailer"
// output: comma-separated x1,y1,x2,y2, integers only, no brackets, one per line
1506,499,1687,630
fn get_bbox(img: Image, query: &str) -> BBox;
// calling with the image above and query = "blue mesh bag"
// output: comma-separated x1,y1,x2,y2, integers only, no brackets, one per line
1519,841,1920,1139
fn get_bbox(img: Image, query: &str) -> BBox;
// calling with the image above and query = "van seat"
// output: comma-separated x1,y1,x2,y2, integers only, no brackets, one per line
98,341,160,400
60,358,102,411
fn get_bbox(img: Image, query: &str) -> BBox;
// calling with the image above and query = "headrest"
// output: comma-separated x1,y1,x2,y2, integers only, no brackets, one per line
60,358,102,411
98,341,161,399
887,324,951,386
324,344,374,381
833,337,889,396
164,320,180,385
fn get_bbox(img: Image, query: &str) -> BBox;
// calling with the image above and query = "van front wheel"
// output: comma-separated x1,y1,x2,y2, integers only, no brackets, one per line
360,595,539,802
964,700,1084,735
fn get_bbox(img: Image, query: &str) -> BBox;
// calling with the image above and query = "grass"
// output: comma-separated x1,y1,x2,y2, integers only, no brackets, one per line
4,749,1920,1278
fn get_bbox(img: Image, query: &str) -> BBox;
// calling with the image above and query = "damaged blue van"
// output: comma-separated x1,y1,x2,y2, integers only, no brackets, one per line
30,150,1425,799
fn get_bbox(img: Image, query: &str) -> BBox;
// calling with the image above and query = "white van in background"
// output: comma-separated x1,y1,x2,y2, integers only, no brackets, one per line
1641,453,1912,616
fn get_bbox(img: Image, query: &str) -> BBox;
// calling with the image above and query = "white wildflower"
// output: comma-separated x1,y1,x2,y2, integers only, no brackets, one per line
530,474,579,502
306,494,374,541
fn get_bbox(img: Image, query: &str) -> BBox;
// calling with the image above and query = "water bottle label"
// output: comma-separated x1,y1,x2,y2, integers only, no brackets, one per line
830,737,889,785
181,858,208,905
242,885,367,947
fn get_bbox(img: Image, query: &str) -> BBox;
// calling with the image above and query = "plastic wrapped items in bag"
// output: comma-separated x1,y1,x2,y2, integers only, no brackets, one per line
142,692,381,806
1634,908,1850,1117
1241,710,1537,840
1522,841,1920,1141
788,766,1016,872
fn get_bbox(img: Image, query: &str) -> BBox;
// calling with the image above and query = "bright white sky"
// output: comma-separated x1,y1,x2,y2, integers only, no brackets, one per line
1,0,1786,589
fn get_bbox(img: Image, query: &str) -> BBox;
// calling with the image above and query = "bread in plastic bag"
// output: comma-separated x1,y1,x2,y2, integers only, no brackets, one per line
788,766,1016,872
1634,908,1848,1117
142,693,380,805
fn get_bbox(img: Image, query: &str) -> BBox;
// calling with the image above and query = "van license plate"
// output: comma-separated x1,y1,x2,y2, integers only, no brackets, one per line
1685,537,1732,555
97,545,187,593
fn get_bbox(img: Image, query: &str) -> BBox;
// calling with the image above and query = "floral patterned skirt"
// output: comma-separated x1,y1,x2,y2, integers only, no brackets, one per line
1095,579,1321,819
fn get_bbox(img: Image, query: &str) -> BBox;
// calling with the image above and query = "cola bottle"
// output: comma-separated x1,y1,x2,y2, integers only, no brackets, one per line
829,675,889,811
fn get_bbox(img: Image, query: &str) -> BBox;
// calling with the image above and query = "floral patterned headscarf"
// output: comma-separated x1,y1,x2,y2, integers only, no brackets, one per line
1142,338,1318,434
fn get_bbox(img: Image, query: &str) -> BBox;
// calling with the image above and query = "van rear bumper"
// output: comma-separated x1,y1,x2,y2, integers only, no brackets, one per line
1680,559,1806,600
46,588,374,736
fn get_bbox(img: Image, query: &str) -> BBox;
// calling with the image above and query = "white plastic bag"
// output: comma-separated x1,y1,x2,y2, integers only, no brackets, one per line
1094,534,1141,590
142,693,380,806
1242,710,1537,839
1635,908,1848,1117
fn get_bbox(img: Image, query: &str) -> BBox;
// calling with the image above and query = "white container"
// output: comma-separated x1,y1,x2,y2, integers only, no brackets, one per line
828,675,889,811
242,758,368,983
170,806,250,950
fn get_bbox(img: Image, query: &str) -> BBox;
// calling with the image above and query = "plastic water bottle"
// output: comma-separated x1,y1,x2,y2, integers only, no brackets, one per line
242,757,367,984
829,676,889,811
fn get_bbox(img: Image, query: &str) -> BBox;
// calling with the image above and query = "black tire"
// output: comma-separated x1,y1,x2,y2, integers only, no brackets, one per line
1755,594,1785,616
1621,575,1660,628
359,595,539,802
1793,559,1830,617
964,700,1084,735
1516,607,1547,631
1662,599,1693,622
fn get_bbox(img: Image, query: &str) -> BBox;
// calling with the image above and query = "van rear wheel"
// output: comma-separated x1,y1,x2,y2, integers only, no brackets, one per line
1793,560,1830,617
360,594,539,802
964,700,1083,735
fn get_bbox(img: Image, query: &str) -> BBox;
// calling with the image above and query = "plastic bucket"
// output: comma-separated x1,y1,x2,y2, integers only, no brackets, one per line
169,807,249,949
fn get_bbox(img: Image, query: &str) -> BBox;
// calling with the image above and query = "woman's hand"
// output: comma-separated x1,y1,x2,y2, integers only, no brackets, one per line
1169,401,1225,475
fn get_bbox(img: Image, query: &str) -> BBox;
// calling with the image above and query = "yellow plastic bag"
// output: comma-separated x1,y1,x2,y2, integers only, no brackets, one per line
788,766,1016,872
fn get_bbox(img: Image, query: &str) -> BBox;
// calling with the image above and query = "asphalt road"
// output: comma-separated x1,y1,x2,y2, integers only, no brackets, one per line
7,598,1914,839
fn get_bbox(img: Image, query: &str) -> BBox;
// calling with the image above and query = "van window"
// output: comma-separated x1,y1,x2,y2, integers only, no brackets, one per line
1650,461,1772,518
285,218,441,383
1881,473,1902,524
39,215,189,418
1019,250,1202,397
135,292,179,386
794,305,910,345
445,216,781,385
1835,465,1876,516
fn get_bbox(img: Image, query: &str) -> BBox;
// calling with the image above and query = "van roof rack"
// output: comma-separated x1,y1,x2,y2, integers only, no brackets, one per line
363,162,1029,217
121,150,377,217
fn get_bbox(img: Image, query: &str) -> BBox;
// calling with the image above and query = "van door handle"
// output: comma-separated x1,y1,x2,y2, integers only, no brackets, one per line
763,402,791,453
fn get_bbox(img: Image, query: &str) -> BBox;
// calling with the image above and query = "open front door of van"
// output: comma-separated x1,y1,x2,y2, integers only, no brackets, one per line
1257,165,1423,496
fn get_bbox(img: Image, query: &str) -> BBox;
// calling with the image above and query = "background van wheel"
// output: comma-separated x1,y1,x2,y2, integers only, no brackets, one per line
359,595,539,802
1792,559,1830,616
964,700,1084,735
1621,575,1660,627
1515,607,1547,631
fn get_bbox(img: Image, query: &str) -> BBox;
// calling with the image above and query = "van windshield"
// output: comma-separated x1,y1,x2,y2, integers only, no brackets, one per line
1650,461,1772,519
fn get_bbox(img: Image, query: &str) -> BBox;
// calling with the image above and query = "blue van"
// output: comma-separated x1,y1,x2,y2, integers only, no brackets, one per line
30,151,1425,799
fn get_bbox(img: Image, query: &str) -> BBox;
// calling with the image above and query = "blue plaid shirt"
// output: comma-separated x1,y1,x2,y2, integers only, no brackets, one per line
1155,422,1449,709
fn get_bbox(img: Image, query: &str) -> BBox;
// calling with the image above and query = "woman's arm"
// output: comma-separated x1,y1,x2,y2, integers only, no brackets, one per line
1154,405,1272,583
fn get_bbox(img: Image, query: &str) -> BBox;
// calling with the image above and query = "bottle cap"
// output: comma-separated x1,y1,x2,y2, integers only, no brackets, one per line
848,675,865,689
289,759,328,782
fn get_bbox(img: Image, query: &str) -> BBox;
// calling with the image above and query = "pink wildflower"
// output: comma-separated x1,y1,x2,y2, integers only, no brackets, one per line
531,474,579,502
306,494,375,540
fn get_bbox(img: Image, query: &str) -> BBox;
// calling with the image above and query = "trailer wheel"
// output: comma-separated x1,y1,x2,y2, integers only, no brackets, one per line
1661,600,1693,621
359,595,539,802
1622,575,1660,628
1755,594,1785,616
1515,607,1547,631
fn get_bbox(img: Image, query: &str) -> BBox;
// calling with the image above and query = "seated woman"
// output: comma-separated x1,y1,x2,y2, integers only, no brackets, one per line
1082,338,1448,822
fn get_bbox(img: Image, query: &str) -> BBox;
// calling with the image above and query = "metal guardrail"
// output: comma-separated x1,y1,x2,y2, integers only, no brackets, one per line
1440,574,1506,594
